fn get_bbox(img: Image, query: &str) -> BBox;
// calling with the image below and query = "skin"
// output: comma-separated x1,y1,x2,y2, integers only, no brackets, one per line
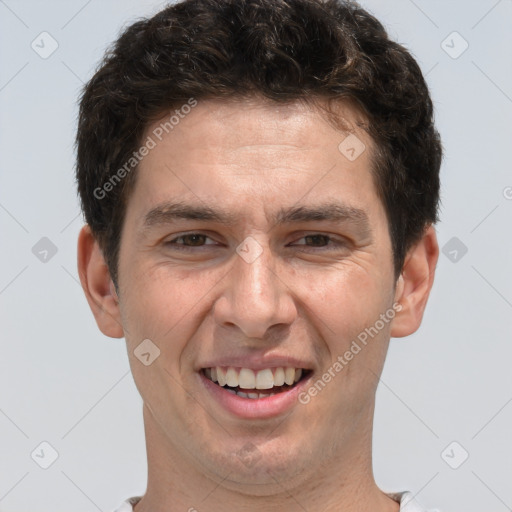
78,96,438,512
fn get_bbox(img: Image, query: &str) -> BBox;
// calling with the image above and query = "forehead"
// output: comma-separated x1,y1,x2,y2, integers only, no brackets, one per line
144,96,368,163
129,96,384,228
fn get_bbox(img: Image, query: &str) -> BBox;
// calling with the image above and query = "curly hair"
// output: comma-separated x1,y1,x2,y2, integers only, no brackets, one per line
76,0,442,286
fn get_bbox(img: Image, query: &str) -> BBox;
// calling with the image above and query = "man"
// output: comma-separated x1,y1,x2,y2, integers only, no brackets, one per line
75,0,442,510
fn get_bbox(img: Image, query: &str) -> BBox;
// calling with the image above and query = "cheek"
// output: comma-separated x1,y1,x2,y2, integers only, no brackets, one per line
119,261,226,370
305,263,393,353
303,269,393,419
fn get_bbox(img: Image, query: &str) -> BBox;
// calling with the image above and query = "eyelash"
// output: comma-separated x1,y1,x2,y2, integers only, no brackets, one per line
164,233,345,251
165,233,217,250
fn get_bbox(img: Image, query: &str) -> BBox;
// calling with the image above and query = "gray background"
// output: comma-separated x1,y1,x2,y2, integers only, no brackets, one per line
0,0,511,510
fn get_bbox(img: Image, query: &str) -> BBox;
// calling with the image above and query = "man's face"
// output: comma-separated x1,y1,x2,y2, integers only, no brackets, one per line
116,97,400,487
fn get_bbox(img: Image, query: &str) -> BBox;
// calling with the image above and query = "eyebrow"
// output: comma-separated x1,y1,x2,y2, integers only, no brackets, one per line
275,204,373,239
143,202,238,227
142,201,372,237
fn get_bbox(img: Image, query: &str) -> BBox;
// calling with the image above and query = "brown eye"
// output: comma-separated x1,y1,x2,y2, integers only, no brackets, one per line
166,233,216,248
291,234,348,252
303,234,330,247
179,234,207,246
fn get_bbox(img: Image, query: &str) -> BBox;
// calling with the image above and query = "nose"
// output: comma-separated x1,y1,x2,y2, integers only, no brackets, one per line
213,240,297,339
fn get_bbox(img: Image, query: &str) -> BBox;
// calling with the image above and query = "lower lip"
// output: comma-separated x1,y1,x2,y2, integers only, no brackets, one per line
199,371,312,420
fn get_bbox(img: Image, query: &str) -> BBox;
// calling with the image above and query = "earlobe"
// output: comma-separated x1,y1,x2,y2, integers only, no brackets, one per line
77,225,124,338
390,225,439,338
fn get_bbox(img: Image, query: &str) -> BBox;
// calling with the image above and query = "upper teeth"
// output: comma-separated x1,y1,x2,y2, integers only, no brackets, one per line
204,367,303,389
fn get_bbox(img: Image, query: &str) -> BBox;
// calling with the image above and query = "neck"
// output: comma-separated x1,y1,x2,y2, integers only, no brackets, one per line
134,403,399,512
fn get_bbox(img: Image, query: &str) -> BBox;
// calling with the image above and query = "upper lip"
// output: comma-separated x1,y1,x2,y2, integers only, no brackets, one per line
197,355,314,372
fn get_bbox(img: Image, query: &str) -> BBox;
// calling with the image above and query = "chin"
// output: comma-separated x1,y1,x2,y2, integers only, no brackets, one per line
205,439,312,489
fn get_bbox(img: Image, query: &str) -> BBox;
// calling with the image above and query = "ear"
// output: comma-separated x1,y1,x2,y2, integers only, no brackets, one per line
390,225,439,338
77,225,124,338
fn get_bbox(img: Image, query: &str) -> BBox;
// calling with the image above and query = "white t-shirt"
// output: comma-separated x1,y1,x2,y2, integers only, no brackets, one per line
113,492,440,511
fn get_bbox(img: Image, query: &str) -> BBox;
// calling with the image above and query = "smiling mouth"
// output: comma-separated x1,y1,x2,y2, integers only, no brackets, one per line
201,366,312,399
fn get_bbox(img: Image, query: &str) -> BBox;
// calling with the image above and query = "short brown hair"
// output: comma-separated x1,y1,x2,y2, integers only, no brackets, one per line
76,0,442,286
